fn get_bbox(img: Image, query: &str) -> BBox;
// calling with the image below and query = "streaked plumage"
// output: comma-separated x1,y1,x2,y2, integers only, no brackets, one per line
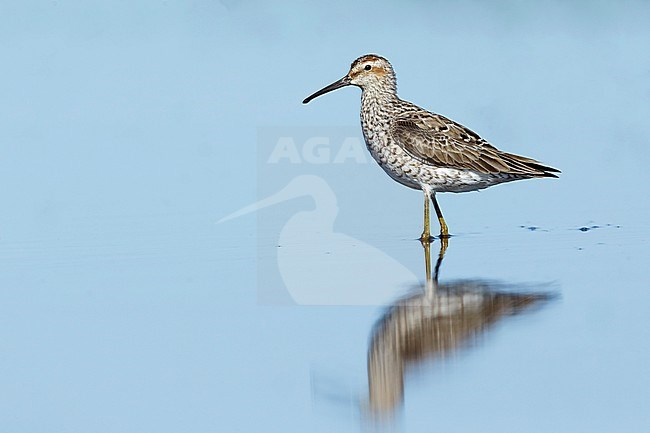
303,54,559,239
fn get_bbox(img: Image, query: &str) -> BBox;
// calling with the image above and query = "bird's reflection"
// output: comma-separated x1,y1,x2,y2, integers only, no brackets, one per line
366,239,553,417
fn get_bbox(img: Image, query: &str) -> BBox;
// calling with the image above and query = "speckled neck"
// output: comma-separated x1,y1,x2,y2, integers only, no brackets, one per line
360,84,400,135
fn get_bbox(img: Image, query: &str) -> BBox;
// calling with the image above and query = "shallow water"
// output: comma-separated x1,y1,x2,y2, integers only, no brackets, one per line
1,1,650,432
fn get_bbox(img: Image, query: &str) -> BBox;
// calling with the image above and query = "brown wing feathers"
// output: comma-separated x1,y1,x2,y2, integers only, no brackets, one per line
390,113,560,178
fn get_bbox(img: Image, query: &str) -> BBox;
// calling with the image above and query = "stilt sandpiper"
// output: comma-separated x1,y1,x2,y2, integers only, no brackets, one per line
303,54,559,243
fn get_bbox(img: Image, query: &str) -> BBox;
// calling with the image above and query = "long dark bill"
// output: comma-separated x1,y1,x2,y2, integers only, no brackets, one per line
302,76,351,104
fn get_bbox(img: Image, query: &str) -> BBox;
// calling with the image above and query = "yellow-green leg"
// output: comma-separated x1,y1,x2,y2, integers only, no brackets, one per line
431,193,449,238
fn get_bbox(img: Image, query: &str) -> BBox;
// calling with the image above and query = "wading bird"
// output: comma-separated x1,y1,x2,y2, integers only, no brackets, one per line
303,55,559,242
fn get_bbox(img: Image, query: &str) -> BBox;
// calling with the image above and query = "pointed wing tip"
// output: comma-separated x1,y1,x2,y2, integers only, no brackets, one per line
543,166,561,178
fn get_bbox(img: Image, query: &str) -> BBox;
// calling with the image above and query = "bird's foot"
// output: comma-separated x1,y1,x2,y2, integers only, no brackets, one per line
419,232,434,245
438,217,449,238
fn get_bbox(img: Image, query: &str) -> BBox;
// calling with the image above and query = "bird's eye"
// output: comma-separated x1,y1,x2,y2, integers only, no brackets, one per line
364,65,371,71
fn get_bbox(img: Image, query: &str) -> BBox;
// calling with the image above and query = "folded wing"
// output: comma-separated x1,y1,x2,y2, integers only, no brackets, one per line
389,111,560,178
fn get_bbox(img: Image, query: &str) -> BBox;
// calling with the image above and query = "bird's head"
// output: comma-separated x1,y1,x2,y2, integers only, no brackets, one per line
303,54,396,104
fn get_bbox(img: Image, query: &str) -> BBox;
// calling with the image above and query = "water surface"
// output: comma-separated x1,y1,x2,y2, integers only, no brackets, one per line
1,1,649,432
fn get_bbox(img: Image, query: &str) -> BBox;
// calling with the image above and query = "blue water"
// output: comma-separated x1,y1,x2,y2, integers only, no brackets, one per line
1,1,649,432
